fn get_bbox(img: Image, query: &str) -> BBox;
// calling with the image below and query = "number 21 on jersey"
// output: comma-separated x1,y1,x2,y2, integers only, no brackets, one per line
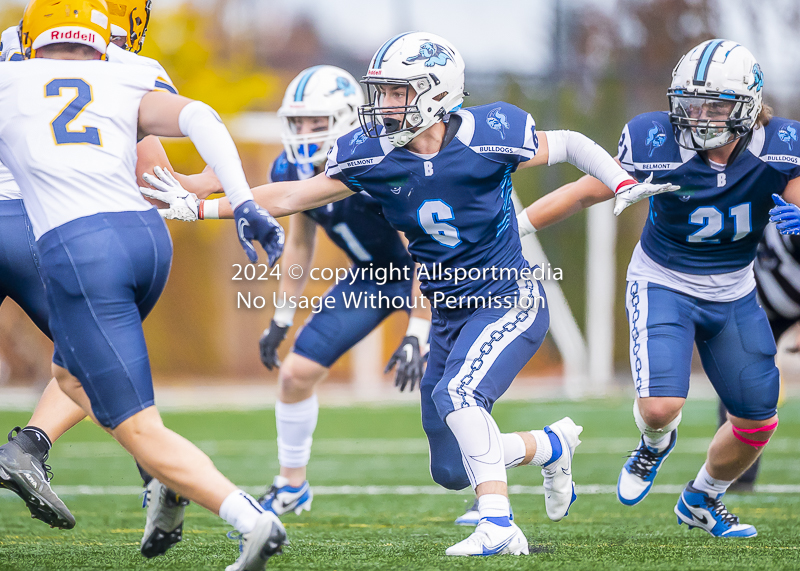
687,202,751,243
46,79,101,146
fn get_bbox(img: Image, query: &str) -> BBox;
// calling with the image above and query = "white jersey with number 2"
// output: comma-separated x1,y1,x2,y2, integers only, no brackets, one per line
0,58,159,238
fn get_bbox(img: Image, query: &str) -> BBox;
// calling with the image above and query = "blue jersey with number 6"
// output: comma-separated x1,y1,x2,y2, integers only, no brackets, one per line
269,151,412,272
325,102,539,299
618,111,800,274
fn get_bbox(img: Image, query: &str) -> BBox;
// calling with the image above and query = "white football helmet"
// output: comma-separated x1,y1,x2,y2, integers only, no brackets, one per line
668,39,763,151
278,65,365,166
359,32,466,147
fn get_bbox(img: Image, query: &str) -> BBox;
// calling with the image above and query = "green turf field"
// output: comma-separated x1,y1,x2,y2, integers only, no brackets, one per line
1,398,799,570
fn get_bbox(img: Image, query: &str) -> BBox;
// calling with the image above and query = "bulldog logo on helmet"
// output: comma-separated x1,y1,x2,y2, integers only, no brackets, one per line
404,42,453,67
328,76,356,97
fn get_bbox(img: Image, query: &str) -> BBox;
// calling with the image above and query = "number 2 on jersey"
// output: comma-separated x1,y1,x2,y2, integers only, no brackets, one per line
46,79,101,146
417,199,461,248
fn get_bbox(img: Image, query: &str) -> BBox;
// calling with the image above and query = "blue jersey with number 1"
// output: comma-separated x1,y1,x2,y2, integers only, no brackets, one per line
619,111,800,274
270,151,412,272
325,102,539,300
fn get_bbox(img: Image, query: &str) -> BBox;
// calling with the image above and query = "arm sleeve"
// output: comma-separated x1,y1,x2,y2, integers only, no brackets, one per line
178,101,253,209
545,130,633,192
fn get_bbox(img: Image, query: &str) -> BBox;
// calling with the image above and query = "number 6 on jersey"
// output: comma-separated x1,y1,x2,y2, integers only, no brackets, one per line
417,199,462,248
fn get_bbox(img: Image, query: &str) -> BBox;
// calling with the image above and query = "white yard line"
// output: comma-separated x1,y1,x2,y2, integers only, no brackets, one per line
1,484,796,497
49,437,800,458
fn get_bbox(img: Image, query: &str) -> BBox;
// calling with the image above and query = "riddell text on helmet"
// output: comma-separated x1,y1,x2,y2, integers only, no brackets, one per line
50,30,97,42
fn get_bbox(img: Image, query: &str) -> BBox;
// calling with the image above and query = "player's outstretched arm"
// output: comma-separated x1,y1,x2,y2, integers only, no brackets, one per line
517,130,679,216
518,175,614,236
259,214,316,370
138,91,284,264
204,174,353,220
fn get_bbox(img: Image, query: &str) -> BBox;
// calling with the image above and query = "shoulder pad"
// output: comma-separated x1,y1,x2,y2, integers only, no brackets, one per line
327,126,389,178
464,102,531,148
622,111,685,170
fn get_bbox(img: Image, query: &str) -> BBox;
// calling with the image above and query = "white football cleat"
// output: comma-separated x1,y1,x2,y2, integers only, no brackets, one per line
226,511,288,571
541,417,583,521
141,478,189,558
445,518,528,556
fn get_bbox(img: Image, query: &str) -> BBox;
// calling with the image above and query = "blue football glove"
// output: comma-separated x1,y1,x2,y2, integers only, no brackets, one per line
234,200,285,264
769,194,800,235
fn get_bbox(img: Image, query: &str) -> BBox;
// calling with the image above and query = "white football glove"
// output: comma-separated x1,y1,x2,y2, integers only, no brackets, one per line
613,173,680,216
139,166,200,222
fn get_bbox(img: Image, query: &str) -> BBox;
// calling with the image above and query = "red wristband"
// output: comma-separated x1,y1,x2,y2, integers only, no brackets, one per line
198,200,205,220
615,179,638,194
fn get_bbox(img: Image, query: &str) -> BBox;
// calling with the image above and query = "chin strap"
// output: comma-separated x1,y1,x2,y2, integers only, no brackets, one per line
695,130,754,166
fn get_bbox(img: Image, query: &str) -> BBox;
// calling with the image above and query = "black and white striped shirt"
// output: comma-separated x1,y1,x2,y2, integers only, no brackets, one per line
755,224,800,321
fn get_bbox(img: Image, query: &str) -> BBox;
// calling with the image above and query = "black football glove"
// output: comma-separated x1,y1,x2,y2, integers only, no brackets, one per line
259,320,289,370
385,336,426,392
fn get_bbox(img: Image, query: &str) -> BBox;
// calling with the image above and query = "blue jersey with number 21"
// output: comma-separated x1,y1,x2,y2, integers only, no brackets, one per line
619,111,800,275
325,102,539,300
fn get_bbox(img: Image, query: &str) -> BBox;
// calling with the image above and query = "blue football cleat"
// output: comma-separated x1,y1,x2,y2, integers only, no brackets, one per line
617,429,677,506
258,476,312,516
675,480,757,538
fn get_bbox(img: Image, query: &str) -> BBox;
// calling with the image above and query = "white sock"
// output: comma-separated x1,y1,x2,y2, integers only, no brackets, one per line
219,490,264,534
643,432,672,451
445,406,507,488
530,430,553,466
501,433,526,468
275,395,318,469
693,463,733,498
478,493,510,520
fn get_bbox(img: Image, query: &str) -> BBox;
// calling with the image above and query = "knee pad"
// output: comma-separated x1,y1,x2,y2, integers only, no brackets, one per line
732,419,778,448
633,400,681,436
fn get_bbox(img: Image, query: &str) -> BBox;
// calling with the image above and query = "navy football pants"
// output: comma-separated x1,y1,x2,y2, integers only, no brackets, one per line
293,276,412,367
625,280,779,420
37,209,172,428
0,200,50,338
422,280,550,490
